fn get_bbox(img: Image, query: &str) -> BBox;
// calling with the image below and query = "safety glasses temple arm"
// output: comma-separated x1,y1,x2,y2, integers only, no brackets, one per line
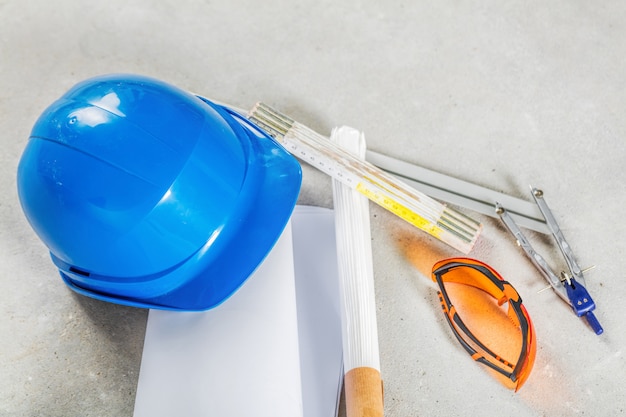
441,303,515,379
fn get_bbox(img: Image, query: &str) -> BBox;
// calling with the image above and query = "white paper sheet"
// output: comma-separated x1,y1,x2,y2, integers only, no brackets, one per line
291,206,343,417
133,206,342,417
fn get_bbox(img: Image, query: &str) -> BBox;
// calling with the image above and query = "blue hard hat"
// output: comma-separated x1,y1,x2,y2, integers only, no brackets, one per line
17,74,301,310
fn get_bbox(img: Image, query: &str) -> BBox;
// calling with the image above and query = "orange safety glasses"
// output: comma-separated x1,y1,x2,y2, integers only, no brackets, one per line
431,258,536,391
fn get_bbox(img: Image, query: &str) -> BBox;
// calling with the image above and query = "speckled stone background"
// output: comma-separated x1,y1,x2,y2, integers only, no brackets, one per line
2,1,625,416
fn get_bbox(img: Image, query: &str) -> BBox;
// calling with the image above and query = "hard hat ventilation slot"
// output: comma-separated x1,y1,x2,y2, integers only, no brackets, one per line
69,266,90,277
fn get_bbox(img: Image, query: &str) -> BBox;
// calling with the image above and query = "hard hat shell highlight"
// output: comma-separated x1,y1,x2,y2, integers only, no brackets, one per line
17,74,302,310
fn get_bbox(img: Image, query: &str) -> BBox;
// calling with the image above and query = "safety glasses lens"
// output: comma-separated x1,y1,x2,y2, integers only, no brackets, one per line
433,258,535,391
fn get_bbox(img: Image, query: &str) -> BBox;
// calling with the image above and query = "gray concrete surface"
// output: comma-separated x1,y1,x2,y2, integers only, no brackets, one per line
2,1,626,416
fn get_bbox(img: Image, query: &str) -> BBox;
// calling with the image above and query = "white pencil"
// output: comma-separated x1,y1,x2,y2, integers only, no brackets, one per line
331,126,384,417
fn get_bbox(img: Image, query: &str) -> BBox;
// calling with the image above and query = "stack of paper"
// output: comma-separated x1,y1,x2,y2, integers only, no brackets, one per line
133,206,343,417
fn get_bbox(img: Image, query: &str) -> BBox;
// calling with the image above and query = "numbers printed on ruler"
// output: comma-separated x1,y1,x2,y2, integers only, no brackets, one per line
287,136,439,238
357,182,442,238
285,140,356,186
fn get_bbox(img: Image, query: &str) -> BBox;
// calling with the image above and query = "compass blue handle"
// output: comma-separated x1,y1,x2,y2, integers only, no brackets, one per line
565,278,603,335
584,311,603,335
